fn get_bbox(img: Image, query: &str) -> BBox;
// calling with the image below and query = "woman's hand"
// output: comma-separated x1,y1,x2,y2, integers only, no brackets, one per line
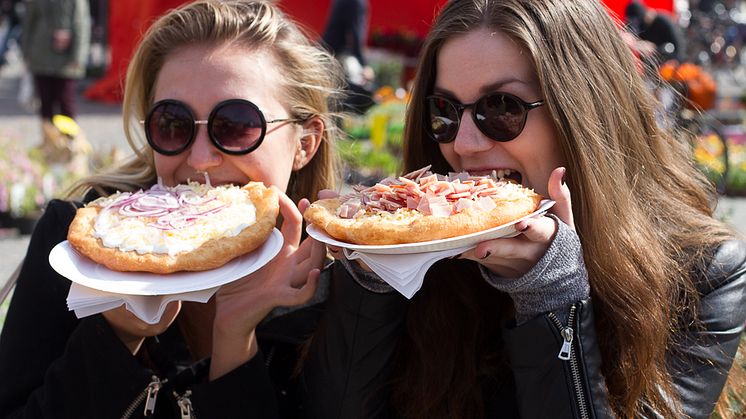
301,188,342,257
102,301,181,355
300,189,374,271
209,187,326,379
460,167,574,277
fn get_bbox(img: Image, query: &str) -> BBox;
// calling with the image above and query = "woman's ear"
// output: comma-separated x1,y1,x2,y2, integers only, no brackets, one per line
293,117,323,171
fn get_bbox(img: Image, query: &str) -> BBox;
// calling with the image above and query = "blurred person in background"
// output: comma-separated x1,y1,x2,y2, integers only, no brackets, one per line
625,0,687,64
322,0,375,114
0,0,22,68
21,0,91,166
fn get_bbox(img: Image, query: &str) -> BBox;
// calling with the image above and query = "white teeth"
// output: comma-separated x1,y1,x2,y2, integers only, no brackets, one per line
495,169,514,179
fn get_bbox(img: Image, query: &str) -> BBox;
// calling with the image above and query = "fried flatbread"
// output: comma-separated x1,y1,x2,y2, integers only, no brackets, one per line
67,182,278,273
304,168,541,245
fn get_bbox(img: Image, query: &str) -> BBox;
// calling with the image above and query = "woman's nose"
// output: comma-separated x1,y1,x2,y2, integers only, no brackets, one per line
186,123,222,171
451,109,494,156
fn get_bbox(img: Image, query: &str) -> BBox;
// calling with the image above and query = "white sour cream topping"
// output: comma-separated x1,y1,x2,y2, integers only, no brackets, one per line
91,182,256,256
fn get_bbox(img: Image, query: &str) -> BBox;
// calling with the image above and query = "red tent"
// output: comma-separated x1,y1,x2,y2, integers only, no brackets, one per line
603,0,674,22
279,0,447,39
83,0,188,103
279,0,674,39
84,0,674,103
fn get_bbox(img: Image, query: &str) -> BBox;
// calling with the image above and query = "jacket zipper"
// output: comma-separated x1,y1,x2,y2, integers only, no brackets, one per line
548,305,590,419
264,344,276,367
175,389,196,419
121,375,166,419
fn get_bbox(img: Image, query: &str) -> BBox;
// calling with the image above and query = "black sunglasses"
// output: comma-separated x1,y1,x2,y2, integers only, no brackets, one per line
426,92,545,143
142,99,301,156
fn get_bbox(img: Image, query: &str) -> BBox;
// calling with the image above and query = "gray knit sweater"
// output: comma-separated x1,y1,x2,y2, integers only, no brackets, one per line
340,214,590,325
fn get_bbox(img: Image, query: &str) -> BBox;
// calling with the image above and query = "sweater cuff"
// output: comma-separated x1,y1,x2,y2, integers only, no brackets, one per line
479,215,590,324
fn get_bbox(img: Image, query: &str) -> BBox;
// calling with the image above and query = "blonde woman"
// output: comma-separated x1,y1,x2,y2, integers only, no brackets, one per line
302,0,746,418
0,1,345,417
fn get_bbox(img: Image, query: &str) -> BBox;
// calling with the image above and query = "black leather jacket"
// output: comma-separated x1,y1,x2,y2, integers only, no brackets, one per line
2,199,743,418
0,199,325,418
301,242,746,419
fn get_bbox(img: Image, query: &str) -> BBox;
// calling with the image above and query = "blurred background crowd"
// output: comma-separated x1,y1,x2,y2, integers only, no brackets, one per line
0,0,745,231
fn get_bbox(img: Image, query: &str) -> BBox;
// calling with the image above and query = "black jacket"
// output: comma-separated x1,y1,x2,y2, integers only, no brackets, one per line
2,199,744,418
0,199,327,418
301,242,746,418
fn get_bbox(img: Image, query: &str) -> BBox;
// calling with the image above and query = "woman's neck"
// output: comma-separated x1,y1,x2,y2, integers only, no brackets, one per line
178,299,216,360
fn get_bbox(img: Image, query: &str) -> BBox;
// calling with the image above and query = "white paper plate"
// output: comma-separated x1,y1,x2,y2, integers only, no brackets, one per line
306,199,555,255
49,228,283,295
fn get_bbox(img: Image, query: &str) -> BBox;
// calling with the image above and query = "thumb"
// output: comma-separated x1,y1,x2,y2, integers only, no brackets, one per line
298,198,311,215
317,189,339,200
547,167,574,229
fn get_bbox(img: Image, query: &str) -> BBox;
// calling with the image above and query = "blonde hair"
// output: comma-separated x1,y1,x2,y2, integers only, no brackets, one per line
402,0,738,417
68,0,344,203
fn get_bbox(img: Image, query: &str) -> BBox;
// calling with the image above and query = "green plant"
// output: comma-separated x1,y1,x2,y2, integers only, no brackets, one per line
0,135,50,217
0,132,97,219
338,95,408,182
372,59,404,90
337,138,400,180
692,130,746,196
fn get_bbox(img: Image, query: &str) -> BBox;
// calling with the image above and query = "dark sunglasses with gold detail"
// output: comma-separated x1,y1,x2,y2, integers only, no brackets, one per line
142,99,302,156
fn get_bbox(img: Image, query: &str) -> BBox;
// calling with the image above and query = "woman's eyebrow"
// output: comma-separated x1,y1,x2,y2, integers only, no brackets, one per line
432,77,528,98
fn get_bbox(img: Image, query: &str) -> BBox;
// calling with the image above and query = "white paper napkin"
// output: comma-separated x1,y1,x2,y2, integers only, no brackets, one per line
67,282,218,324
344,245,474,298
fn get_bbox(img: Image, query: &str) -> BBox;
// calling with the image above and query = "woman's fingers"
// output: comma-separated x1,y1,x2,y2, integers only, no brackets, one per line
290,238,327,287
464,234,545,261
547,167,574,229
512,215,557,243
274,186,303,247
326,244,343,259
309,237,327,267
317,189,339,200
298,198,311,214
281,269,320,306
461,170,571,277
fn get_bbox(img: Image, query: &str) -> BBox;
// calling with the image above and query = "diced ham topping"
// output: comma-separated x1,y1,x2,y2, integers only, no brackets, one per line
335,165,528,218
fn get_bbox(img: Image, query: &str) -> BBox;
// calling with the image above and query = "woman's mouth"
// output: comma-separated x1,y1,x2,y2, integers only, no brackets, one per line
469,168,523,185
495,169,523,184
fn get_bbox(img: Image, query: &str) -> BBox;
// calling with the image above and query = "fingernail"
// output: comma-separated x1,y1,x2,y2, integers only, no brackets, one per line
560,167,567,186
449,253,462,259
480,251,491,259
519,225,529,232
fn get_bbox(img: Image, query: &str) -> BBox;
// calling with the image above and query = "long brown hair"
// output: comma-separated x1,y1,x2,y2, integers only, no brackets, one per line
67,0,344,202
400,0,738,417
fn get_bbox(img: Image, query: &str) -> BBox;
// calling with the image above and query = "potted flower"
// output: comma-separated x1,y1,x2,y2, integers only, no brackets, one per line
0,134,61,234
692,124,746,196
339,88,409,184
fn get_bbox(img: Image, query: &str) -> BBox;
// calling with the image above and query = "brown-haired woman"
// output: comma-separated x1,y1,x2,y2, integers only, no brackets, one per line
302,0,746,418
